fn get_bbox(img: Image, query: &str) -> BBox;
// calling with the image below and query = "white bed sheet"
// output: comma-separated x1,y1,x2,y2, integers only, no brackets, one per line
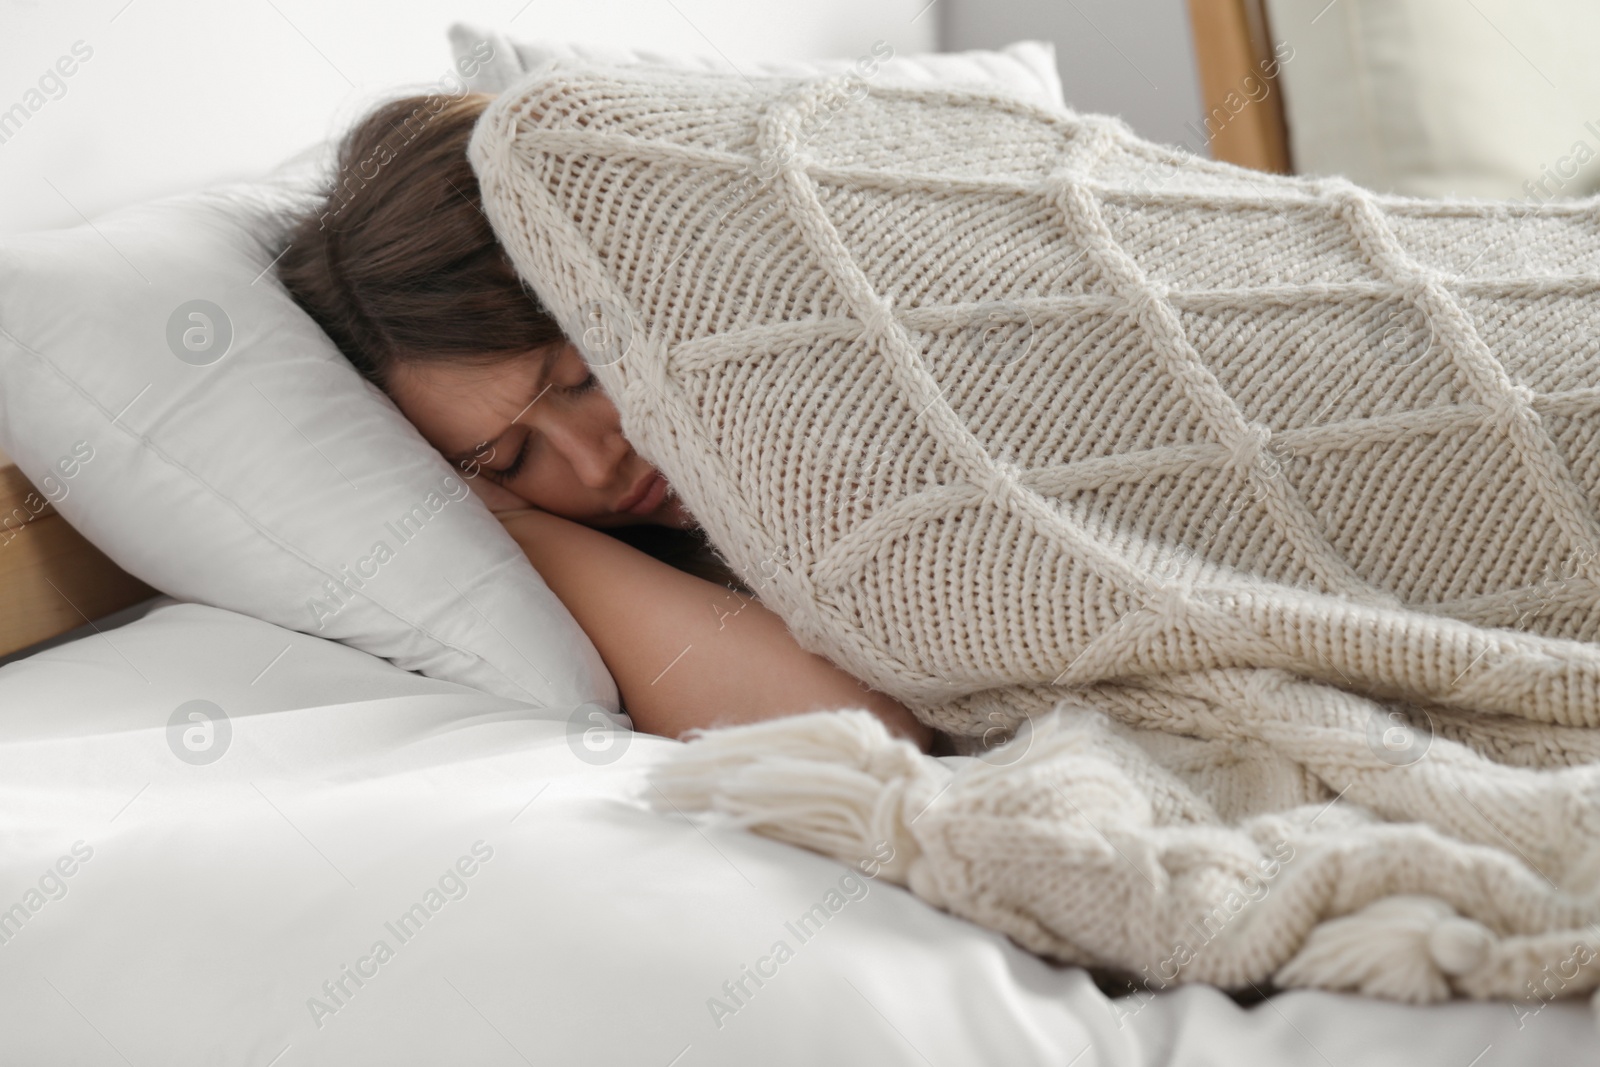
0,599,1589,1065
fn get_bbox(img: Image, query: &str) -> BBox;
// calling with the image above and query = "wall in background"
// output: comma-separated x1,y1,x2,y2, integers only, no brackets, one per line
0,0,1203,237
941,0,1204,150
0,0,935,235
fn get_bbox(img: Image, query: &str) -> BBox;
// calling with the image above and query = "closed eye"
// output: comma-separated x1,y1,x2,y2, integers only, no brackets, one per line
489,365,598,482
493,438,530,482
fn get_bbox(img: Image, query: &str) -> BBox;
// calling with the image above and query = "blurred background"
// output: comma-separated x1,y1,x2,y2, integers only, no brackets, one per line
6,0,1600,236
0,0,1204,235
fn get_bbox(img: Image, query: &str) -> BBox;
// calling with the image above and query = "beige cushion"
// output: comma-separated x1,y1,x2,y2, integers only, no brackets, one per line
1266,0,1600,199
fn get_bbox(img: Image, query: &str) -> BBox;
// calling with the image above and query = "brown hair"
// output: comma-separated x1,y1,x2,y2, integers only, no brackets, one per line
275,92,563,389
275,90,744,591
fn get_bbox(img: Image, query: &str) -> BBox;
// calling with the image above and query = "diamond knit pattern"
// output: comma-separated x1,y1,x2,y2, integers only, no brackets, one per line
473,62,1600,1001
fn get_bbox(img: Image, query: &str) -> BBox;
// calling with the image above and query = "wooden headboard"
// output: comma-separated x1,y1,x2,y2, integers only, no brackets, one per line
0,457,156,659
1186,0,1292,173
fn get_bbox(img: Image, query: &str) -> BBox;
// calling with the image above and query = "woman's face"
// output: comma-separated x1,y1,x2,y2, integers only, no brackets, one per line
387,341,694,530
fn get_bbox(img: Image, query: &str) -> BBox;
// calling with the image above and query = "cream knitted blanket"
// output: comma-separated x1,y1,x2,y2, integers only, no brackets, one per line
470,61,1600,1005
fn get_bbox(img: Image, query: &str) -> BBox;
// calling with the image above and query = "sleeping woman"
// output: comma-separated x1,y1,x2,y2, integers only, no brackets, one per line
272,71,1600,1001
276,91,934,752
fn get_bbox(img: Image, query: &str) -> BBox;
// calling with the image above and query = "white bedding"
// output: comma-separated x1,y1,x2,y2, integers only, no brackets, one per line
0,600,1590,1065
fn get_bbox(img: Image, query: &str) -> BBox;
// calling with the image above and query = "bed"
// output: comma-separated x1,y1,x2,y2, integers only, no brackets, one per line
1,596,1592,1064
2,5,1596,1064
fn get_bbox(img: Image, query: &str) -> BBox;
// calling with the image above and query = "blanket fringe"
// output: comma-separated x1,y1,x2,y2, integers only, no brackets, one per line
649,710,942,885
1273,895,1492,1002
649,708,1600,1015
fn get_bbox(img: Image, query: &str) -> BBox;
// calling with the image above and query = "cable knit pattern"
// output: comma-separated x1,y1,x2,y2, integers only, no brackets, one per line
471,62,1600,1002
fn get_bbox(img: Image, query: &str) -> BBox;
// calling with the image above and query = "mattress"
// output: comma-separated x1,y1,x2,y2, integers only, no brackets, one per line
0,598,1590,1065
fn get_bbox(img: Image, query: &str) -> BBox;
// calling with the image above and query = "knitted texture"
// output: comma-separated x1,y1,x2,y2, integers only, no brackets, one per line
470,62,1600,1001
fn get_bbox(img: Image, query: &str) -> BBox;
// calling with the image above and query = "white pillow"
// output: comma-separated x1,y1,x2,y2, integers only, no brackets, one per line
446,23,1067,114
0,178,616,711
1265,0,1600,199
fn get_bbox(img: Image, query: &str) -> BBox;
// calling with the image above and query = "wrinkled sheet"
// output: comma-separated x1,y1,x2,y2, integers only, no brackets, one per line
0,598,1588,1065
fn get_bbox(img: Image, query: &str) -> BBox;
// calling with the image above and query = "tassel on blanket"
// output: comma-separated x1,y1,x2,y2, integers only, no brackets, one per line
649,707,1600,1010
649,709,943,887
1273,895,1493,1002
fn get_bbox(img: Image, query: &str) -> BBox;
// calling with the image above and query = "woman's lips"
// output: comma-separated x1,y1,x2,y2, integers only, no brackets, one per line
621,472,668,516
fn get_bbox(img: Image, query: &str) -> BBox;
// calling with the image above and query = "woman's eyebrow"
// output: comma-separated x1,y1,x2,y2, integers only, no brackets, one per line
446,348,562,465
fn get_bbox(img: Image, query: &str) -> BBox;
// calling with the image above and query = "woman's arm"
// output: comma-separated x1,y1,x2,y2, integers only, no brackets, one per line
497,507,932,751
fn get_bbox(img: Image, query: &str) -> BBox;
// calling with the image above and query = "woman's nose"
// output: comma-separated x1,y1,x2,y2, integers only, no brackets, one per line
543,412,630,490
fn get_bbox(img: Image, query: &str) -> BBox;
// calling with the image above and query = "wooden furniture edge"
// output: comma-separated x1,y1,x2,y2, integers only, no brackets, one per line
1186,0,1293,174
0,461,158,660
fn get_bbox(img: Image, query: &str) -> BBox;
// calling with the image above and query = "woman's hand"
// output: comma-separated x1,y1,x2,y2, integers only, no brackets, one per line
498,508,933,752
462,467,533,512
